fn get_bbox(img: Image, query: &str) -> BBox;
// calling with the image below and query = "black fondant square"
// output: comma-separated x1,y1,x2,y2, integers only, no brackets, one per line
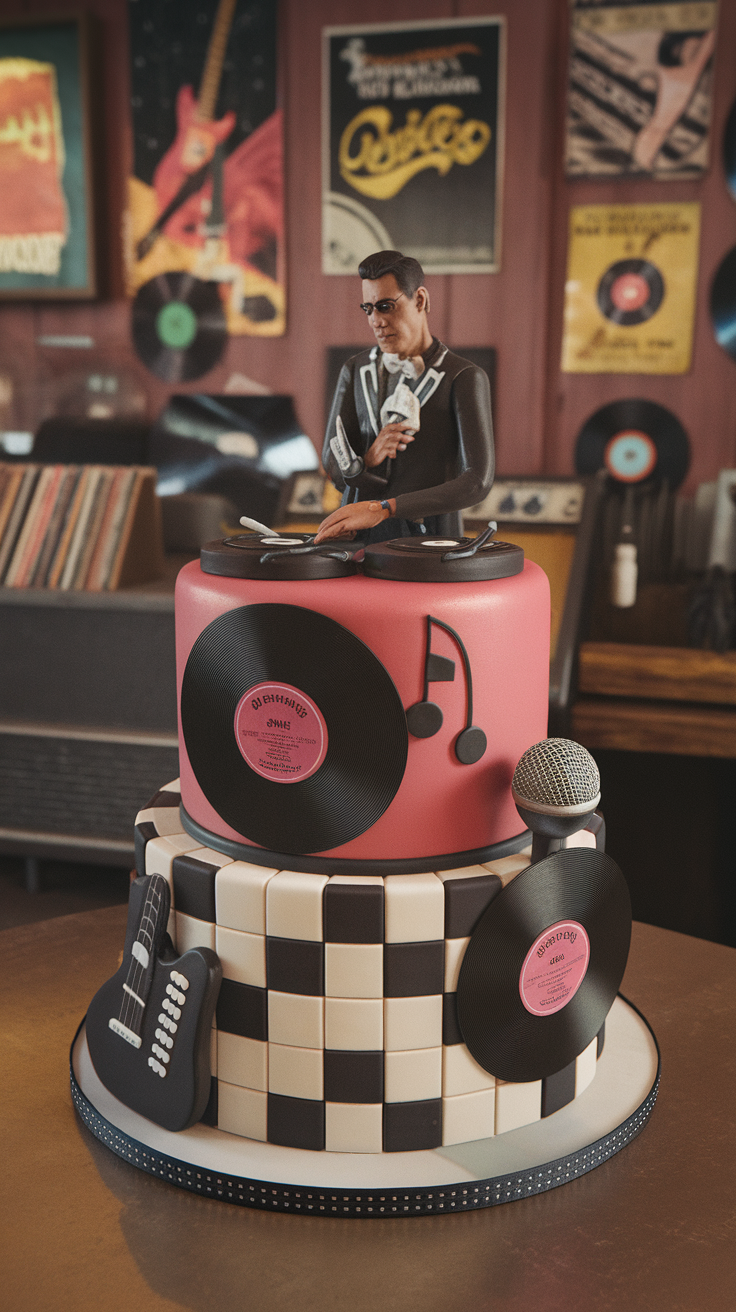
323,882,384,943
267,937,324,996
597,1021,605,1058
442,993,462,1046
443,873,502,938
216,979,268,1041
145,789,181,809
200,1076,218,1127
541,1059,576,1118
172,853,218,922
268,1093,325,1151
383,1099,442,1152
384,941,444,997
134,821,158,876
324,1050,384,1104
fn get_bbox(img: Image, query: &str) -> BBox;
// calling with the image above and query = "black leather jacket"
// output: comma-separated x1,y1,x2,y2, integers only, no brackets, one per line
322,339,495,524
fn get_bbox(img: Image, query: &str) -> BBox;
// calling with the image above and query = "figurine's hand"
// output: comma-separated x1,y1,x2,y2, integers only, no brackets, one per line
365,422,416,468
314,499,395,543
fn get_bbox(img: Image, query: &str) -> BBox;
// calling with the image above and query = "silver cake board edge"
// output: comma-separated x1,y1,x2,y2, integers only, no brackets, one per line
70,994,660,1218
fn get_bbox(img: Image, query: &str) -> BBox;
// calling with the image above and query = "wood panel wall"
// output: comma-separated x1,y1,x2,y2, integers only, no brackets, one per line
0,0,734,492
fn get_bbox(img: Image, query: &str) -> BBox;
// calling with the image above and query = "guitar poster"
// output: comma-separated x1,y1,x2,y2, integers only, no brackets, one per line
561,202,700,374
323,18,505,275
127,0,284,337
565,0,717,178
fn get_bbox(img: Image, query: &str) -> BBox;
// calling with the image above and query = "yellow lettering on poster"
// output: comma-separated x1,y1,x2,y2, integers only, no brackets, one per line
339,104,491,200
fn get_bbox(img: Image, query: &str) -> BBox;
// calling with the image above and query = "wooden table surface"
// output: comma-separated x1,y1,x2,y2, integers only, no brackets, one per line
1,905,734,1312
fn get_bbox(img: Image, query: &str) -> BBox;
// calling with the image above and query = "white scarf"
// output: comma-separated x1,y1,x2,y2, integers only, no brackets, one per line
381,352,425,379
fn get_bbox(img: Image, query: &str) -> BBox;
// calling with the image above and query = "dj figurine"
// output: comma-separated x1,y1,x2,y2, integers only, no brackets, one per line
314,249,494,544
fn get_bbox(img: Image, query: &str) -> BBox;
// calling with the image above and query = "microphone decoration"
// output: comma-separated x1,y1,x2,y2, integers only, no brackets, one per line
406,615,487,764
512,738,601,864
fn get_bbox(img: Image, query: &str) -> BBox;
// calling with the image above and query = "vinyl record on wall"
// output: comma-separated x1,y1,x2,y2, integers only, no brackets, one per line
132,273,227,383
724,98,736,204
710,246,736,364
574,398,690,489
596,258,665,326
457,847,631,1083
180,603,408,853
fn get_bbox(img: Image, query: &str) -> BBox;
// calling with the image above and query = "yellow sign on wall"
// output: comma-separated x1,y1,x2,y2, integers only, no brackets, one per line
561,202,700,374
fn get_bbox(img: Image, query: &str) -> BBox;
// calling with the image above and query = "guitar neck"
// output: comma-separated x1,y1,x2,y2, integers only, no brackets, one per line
112,876,168,1045
197,0,238,122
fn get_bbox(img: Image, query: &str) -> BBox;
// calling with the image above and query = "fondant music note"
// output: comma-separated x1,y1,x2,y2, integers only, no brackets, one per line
406,615,487,764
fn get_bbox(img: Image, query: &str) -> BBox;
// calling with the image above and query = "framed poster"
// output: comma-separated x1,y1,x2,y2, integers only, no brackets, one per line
323,18,505,275
0,15,96,298
565,0,717,178
127,0,284,339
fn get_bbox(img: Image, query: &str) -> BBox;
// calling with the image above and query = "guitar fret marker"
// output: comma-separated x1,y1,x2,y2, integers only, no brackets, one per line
131,941,150,968
123,984,146,1007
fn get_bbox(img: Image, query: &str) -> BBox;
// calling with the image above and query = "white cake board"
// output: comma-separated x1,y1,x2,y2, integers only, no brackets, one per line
71,995,659,1217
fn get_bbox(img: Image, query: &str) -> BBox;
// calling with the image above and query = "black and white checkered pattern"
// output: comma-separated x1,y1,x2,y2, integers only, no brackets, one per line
135,785,602,1154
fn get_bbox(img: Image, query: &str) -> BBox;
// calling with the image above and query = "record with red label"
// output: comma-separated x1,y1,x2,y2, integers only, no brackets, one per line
597,258,665,326
457,847,631,1082
574,398,690,489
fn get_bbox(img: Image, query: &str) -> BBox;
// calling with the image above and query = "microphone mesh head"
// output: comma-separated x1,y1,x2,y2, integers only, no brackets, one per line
513,738,600,809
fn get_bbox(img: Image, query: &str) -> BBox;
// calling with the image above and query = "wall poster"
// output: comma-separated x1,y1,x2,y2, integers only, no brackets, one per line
0,16,96,298
127,0,284,338
565,1,717,178
561,202,701,374
323,18,505,275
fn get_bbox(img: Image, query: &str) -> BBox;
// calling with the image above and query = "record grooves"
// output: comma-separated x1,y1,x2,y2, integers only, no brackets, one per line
457,848,631,1083
574,398,690,489
181,603,408,853
132,272,227,383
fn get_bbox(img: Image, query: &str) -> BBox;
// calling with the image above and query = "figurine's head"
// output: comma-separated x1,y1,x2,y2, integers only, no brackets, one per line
358,250,432,359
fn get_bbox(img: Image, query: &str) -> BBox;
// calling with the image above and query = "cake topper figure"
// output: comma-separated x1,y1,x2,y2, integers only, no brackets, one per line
315,250,495,543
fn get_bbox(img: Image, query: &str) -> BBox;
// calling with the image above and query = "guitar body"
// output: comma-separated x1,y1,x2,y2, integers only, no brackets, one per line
86,875,222,1132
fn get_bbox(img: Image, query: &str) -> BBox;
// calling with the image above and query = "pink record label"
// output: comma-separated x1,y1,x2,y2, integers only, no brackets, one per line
519,920,590,1017
234,682,328,783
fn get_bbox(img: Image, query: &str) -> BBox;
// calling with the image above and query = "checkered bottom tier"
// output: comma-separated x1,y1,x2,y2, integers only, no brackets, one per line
135,783,605,1155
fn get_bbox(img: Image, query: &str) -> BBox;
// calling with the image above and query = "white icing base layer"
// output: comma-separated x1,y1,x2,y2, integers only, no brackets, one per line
74,996,657,1191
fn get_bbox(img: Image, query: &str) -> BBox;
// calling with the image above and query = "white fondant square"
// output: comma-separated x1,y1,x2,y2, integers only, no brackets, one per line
324,997,383,1051
215,925,266,988
566,829,597,850
159,778,180,792
268,1042,323,1100
216,861,279,934
327,874,384,886
324,942,383,999
435,864,491,883
384,872,444,943
217,1082,267,1141
135,806,185,838
175,911,216,954
444,937,470,993
384,995,443,1051
442,1043,495,1096
325,1102,383,1154
384,1047,442,1103
268,991,324,1049
266,870,329,941
442,1088,496,1146
144,833,202,886
185,845,234,869
494,1078,542,1134
575,1036,598,1096
217,1032,268,1092
482,854,530,886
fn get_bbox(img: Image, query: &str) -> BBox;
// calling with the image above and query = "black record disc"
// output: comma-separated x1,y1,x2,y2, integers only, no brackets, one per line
200,534,360,580
181,603,408,853
596,258,664,326
574,398,690,490
363,538,524,583
710,246,736,363
457,848,631,1083
724,98,736,204
132,273,227,383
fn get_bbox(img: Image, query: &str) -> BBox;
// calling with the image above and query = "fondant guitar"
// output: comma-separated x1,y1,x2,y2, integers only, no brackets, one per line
86,874,222,1132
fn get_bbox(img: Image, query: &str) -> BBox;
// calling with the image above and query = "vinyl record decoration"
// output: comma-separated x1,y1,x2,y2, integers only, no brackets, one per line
710,246,736,364
132,272,227,383
575,399,690,490
457,847,632,1083
597,259,664,326
724,97,736,205
200,533,361,581
180,603,408,853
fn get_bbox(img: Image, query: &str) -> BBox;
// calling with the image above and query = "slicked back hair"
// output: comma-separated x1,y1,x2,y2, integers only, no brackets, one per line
358,250,425,299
